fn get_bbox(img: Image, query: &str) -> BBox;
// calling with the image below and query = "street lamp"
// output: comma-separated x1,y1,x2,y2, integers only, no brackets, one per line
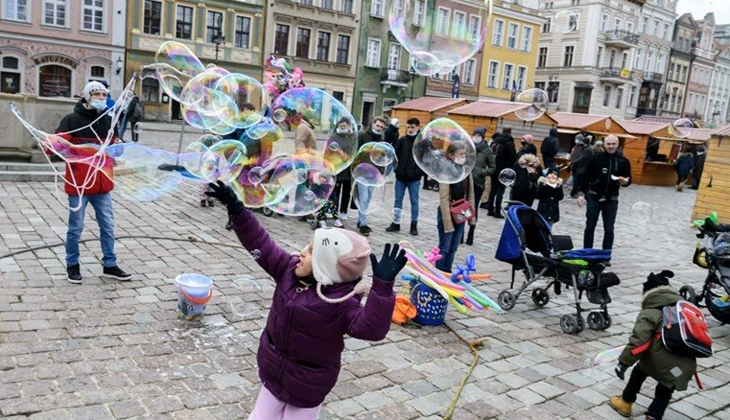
213,35,225,64
409,66,416,100
116,57,123,75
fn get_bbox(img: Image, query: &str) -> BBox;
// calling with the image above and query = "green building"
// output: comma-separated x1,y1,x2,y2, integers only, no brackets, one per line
352,0,431,125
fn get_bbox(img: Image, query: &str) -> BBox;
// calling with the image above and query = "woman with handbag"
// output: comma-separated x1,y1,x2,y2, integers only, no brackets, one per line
435,143,477,273
511,153,542,207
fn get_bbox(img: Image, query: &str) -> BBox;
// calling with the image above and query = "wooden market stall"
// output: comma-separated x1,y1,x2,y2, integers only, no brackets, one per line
693,125,730,223
390,97,469,126
446,100,557,139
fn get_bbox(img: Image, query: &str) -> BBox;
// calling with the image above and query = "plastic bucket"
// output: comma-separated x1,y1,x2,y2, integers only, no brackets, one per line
410,281,448,326
175,274,213,320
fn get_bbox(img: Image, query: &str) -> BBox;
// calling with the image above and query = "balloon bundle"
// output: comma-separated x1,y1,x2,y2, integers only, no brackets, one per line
263,55,305,99
397,241,500,314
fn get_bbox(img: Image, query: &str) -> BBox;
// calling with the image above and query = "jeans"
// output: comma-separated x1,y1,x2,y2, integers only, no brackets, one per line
393,179,420,224
66,193,116,267
357,184,373,226
332,179,351,214
622,364,674,420
583,194,619,250
486,175,506,213
248,385,321,420
435,210,465,272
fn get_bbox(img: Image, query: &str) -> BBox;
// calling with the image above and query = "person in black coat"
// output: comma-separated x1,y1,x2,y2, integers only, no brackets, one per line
386,118,423,235
537,166,564,225
510,153,542,207
690,147,706,190
485,127,517,218
541,127,560,169
673,152,694,191
383,118,400,146
517,134,538,158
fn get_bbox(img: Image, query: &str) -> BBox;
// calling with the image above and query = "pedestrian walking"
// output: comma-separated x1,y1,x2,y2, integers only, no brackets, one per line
485,127,516,218
541,127,560,169
511,153,542,207
328,118,355,222
386,118,423,236
465,126,496,245
355,116,386,236
122,96,143,142
516,134,538,159
570,135,593,198
689,147,706,190
674,152,693,191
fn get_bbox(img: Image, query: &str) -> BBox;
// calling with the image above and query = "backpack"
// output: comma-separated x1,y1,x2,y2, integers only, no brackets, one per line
661,301,713,358
133,103,143,118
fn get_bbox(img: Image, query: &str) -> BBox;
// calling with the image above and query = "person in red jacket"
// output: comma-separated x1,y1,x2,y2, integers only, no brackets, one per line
54,81,131,284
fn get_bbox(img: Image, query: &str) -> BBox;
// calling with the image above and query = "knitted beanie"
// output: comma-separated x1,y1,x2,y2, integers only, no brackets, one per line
642,270,674,294
312,228,372,304
83,81,109,102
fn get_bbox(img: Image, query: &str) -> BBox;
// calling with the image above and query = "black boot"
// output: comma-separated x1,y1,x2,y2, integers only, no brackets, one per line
466,226,475,246
410,222,418,236
386,223,400,232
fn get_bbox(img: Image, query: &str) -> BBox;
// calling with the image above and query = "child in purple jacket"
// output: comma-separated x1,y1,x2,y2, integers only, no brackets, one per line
206,181,406,420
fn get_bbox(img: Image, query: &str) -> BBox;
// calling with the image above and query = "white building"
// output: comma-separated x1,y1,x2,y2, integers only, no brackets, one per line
706,43,730,125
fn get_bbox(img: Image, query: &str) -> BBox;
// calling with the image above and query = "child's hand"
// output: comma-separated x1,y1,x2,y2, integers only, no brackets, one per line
206,181,245,216
370,243,407,282
615,362,628,380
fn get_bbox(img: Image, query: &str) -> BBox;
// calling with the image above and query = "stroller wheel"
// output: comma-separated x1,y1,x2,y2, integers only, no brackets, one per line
587,312,605,330
531,288,550,307
262,207,275,217
602,313,612,330
679,285,697,304
498,290,516,311
560,314,579,334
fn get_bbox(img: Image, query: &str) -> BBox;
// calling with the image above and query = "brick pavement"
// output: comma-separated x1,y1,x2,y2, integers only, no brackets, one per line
1,148,729,419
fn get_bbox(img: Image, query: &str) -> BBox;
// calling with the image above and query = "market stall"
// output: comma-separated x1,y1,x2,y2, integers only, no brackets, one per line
390,97,469,126
445,100,557,138
693,125,730,223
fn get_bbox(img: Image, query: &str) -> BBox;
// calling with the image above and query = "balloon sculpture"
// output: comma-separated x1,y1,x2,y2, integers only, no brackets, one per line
693,211,719,228
263,55,305,99
398,241,500,314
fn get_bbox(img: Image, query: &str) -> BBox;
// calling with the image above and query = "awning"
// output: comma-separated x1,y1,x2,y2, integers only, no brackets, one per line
557,128,580,134
589,131,638,139
652,136,709,144
575,83,595,89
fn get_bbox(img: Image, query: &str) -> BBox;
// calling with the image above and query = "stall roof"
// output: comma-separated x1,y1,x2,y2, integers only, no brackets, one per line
631,115,677,124
549,112,611,129
713,124,730,136
449,100,533,118
617,120,669,135
653,129,713,142
391,97,468,112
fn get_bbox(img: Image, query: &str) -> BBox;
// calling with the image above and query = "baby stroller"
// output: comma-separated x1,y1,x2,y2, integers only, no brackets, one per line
495,202,621,334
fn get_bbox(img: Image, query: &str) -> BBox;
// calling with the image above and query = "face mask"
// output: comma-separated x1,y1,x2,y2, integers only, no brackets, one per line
454,157,466,165
90,100,106,112
372,129,382,135
472,136,483,144
575,139,581,145
336,128,350,135
521,140,526,145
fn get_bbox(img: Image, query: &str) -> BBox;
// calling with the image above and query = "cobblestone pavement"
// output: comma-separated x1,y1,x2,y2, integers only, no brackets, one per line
0,131,729,420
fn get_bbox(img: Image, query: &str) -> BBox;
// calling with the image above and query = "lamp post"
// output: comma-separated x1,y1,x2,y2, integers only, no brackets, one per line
213,35,225,64
409,66,416,100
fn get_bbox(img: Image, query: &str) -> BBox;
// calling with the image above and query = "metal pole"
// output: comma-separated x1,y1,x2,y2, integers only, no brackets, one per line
158,119,187,172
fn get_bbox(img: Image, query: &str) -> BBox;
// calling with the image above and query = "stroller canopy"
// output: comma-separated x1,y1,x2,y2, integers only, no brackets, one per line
496,204,553,264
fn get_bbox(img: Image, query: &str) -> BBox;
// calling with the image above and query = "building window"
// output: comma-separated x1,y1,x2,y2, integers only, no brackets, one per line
616,87,623,109
516,66,527,91
452,12,466,39
640,17,647,33
646,51,654,72
468,15,480,40
653,19,659,37
436,8,449,36
44,0,66,26
600,14,607,31
414,0,426,26
657,54,665,74
568,14,578,32
176,5,193,40
82,0,104,31
301,0,313,5
235,16,251,49
614,18,621,31
635,48,643,69
502,63,513,90
142,77,160,103
274,24,289,55
627,22,633,34
371,0,382,17
143,0,161,35
629,85,637,107
507,23,518,49
521,26,532,52
603,85,612,107
321,0,333,9
464,59,475,85
542,18,551,34
3,0,28,21
317,32,331,61
206,11,223,43
596,46,603,67
538,47,548,68
336,35,350,64
547,81,559,102
89,65,105,82
365,38,380,67
488,61,499,88
563,46,574,67
333,91,344,101
663,23,669,40
38,65,72,98
0,56,21,94
387,43,401,70
493,19,504,46
341,0,352,13
296,28,311,58
392,0,404,19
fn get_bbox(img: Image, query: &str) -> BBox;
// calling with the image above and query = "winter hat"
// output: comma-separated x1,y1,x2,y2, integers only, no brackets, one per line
83,81,109,102
391,118,399,128
575,134,585,144
473,126,487,137
312,227,372,303
522,134,534,144
642,270,675,294
546,165,560,176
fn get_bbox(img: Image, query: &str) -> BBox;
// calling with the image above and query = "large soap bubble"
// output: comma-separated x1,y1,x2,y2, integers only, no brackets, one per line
552,10,579,33
265,155,336,217
670,118,695,139
390,0,493,76
413,118,476,184
630,202,653,223
152,41,206,102
499,168,516,186
353,181,387,216
350,142,397,187
514,89,549,122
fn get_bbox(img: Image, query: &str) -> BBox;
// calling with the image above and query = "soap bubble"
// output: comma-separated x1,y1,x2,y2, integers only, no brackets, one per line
250,250,261,260
181,141,210,178
352,181,387,216
328,141,340,152
248,166,264,185
265,155,336,217
228,278,262,318
271,87,358,174
212,72,266,129
631,202,653,223
514,89,549,122
390,0,492,76
499,168,516,186
111,143,183,201
584,345,624,384
594,346,623,366
413,118,475,184
390,207,403,224
670,118,695,139
553,10,579,33
152,41,206,102
350,142,397,187
180,140,247,183
133,122,143,135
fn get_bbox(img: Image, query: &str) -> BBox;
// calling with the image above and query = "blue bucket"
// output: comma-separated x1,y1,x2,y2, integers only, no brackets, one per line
410,281,448,326
175,274,213,321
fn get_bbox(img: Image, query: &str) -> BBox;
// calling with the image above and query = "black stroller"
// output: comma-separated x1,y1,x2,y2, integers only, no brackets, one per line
495,203,621,334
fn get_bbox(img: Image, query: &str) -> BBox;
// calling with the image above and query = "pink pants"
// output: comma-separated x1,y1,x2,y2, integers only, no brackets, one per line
248,385,321,420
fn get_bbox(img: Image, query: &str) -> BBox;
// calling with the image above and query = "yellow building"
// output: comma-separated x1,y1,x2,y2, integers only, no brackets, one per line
478,1,543,100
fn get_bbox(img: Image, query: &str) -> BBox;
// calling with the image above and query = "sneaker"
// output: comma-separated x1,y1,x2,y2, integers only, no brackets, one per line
410,222,418,236
609,396,632,418
67,264,82,284
386,223,400,232
334,219,344,228
200,199,208,207
340,213,349,221
225,220,233,231
208,198,215,207
359,225,371,236
101,266,132,281
318,220,328,229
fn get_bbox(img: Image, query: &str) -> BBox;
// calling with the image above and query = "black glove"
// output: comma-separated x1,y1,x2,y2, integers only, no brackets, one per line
370,243,407,282
205,181,245,216
615,363,629,381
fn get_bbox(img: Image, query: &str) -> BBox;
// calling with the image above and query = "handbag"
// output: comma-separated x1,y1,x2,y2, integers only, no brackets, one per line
450,178,475,225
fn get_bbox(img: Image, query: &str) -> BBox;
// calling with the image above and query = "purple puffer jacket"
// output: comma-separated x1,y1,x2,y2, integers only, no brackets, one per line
230,210,395,408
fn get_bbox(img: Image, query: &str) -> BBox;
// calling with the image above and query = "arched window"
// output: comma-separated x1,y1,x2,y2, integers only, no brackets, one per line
89,65,106,83
141,77,160,102
1,56,22,94
38,64,72,97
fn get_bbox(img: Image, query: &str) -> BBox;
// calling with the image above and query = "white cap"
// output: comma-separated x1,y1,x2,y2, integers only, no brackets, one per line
83,81,109,101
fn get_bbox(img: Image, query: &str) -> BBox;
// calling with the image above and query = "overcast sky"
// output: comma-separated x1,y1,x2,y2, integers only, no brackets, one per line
676,0,730,26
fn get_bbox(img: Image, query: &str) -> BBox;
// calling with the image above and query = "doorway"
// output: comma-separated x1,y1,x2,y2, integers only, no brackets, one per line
361,101,374,126
171,99,181,120
573,87,592,114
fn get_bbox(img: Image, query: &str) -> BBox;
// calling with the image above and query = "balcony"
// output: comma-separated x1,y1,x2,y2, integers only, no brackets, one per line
636,107,658,116
380,69,411,90
642,72,664,84
604,30,640,49
598,67,631,84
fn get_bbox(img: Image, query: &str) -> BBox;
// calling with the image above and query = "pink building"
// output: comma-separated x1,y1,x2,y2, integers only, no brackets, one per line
0,0,127,98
